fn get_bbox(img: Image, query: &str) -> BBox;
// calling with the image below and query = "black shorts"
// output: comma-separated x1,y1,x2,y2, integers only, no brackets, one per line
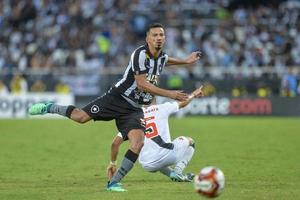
82,92,145,139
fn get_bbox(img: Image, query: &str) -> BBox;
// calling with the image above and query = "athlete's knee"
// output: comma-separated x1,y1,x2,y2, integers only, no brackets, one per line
128,129,144,153
129,137,144,153
130,140,144,153
71,108,91,123
186,137,195,148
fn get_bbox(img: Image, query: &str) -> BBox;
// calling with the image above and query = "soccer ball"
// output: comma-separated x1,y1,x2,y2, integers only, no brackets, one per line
194,166,225,198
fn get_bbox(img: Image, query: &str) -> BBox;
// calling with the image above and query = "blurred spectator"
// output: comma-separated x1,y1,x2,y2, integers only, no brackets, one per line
203,82,216,96
55,81,71,94
167,73,183,90
30,79,47,92
281,67,298,97
231,86,247,97
10,74,28,94
0,80,9,95
297,82,300,95
257,86,271,98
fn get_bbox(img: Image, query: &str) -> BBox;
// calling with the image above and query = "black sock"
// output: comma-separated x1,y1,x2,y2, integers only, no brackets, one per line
110,150,138,183
66,105,76,118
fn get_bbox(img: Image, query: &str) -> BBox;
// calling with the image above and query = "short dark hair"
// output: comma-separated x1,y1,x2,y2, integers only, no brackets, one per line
146,23,164,33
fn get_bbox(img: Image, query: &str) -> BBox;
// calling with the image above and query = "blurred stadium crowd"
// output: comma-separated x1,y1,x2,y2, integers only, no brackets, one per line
0,0,299,97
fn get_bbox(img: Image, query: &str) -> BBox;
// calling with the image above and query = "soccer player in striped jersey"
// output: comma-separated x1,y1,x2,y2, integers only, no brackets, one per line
28,23,201,192
107,86,204,182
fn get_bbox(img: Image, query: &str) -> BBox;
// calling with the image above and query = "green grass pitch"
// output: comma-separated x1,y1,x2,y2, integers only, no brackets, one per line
0,117,299,200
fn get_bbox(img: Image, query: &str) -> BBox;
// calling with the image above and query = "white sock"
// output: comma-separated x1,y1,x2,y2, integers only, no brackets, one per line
174,146,195,174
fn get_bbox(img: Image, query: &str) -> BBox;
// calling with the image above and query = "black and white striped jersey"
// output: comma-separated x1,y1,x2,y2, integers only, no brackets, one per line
112,44,169,106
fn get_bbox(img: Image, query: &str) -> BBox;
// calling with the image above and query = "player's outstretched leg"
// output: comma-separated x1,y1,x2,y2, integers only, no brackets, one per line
28,102,91,123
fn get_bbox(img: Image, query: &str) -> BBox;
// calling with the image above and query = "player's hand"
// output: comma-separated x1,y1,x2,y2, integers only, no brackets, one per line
192,85,204,98
106,163,117,180
185,51,201,64
169,90,189,101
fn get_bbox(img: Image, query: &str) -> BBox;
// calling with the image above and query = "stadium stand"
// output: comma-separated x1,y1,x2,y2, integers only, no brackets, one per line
0,0,299,96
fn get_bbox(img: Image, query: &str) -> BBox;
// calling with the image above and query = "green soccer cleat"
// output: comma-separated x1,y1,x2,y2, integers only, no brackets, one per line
28,102,53,115
106,182,127,192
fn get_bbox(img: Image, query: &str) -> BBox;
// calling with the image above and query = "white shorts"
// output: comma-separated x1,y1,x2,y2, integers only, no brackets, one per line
141,136,190,172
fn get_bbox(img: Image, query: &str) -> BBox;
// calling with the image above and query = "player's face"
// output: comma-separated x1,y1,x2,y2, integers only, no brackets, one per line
146,27,166,51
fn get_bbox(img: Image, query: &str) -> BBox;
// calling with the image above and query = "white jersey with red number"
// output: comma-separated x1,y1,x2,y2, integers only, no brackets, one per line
138,101,179,168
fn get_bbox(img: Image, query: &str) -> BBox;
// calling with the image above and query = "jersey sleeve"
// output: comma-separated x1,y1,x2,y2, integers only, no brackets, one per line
164,54,169,65
117,132,129,141
130,49,147,75
117,132,123,138
158,101,179,117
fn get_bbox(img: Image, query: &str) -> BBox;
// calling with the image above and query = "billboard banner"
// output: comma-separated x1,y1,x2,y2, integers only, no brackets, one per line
0,93,74,118
1,95,299,118
158,97,300,116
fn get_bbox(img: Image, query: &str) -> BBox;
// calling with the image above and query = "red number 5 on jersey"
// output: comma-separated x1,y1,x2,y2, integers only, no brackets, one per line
144,116,158,139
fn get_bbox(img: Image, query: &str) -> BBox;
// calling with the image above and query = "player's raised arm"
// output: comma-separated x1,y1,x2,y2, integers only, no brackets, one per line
135,74,189,101
167,51,201,66
178,85,204,108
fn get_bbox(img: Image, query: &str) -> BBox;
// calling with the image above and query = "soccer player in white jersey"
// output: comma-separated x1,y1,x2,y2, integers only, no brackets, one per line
107,86,204,182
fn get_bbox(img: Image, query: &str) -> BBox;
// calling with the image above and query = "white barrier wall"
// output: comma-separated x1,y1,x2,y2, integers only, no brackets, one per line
0,93,74,118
